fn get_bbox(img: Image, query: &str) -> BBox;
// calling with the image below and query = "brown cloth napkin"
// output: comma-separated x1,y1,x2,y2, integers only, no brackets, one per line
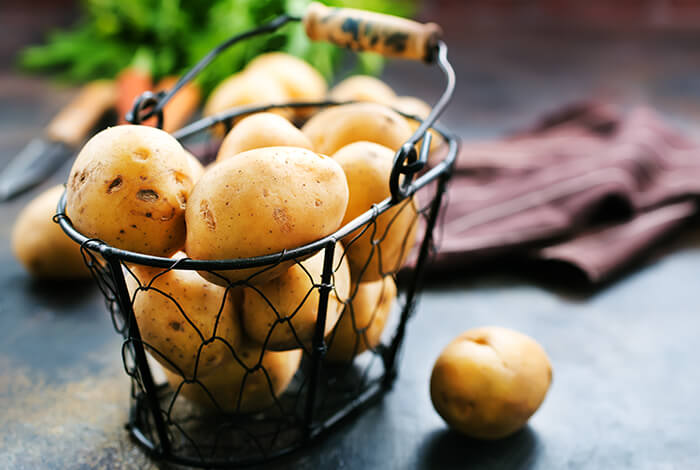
431,103,700,283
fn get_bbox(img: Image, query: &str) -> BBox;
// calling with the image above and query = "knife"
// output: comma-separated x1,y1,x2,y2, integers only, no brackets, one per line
0,80,116,201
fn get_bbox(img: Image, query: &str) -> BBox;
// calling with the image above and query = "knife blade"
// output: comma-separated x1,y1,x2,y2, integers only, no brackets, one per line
0,80,116,201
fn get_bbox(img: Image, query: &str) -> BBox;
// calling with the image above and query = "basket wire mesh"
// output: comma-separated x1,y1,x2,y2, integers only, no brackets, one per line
56,12,458,468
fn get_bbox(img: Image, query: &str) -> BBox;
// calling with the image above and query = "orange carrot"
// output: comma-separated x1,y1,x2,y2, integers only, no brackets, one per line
155,76,201,133
116,66,153,125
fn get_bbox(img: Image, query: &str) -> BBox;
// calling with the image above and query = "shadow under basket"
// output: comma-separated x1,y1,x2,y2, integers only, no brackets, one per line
56,6,458,468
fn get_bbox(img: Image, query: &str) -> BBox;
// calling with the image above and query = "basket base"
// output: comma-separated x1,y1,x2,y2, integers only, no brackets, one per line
126,375,393,468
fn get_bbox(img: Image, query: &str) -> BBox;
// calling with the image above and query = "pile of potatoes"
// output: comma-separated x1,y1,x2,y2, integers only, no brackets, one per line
23,53,442,413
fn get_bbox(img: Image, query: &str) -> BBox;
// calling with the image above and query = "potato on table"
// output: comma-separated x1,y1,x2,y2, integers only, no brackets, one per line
301,102,412,155
332,141,419,281
125,257,242,378
185,146,349,285
12,185,91,279
65,125,199,257
242,246,350,351
430,326,553,440
164,340,302,414
216,113,312,162
326,276,396,363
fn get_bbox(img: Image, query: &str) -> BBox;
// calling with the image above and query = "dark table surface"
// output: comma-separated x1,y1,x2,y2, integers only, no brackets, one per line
2,28,700,470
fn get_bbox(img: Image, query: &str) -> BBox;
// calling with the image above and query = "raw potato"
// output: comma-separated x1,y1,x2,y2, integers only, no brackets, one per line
329,75,396,106
185,146,349,285
242,247,350,351
301,102,412,155
216,113,313,162
125,258,242,378
332,141,418,281
326,277,396,363
430,326,553,440
246,52,327,119
392,95,443,152
184,150,204,182
203,71,291,135
65,125,198,257
164,340,302,413
11,185,90,279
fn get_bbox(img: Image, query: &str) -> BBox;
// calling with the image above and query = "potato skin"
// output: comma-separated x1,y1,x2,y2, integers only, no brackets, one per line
184,150,204,182
332,141,418,281
325,277,396,363
241,246,350,351
430,326,552,440
65,125,197,257
392,95,443,152
164,340,302,413
203,71,291,135
11,185,90,279
125,260,242,378
216,113,313,162
246,52,327,119
185,146,349,285
329,75,396,106
301,102,412,155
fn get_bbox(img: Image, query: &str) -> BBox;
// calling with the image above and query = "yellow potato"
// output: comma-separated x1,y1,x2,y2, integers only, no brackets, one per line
301,102,412,155
326,277,396,363
164,340,302,413
185,146,349,285
125,258,242,378
329,75,396,105
242,246,350,351
11,185,90,279
184,149,204,182
203,71,291,135
332,141,418,281
392,95,443,152
430,326,553,440
216,113,313,162
65,125,198,257
246,52,327,119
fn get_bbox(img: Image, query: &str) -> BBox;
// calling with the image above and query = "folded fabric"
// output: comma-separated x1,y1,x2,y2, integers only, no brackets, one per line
430,103,700,282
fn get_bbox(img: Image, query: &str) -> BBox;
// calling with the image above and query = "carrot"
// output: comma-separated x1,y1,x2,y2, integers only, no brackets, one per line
116,66,153,125
155,76,201,133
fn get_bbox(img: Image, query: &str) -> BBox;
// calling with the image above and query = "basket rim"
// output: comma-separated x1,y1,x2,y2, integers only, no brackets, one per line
55,103,459,270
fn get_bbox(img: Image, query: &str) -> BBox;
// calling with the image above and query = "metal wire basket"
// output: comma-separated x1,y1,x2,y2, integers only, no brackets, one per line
56,4,457,468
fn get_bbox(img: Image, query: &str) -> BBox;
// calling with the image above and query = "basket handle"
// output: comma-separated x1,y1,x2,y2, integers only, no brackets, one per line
303,2,442,62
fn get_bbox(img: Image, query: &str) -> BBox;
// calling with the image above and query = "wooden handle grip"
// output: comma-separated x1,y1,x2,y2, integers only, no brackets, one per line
46,80,116,146
303,2,442,62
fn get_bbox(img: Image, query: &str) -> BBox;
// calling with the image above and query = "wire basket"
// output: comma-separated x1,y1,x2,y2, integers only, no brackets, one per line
56,4,457,468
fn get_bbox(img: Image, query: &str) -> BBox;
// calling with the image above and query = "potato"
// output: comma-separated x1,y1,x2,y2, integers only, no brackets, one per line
164,340,302,413
392,95,443,152
329,75,396,106
332,141,418,281
185,146,349,285
65,125,198,257
125,257,242,378
11,185,90,279
184,150,204,182
242,246,350,351
246,52,327,119
216,113,313,162
326,277,396,363
301,102,412,155
430,326,553,440
203,71,291,135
